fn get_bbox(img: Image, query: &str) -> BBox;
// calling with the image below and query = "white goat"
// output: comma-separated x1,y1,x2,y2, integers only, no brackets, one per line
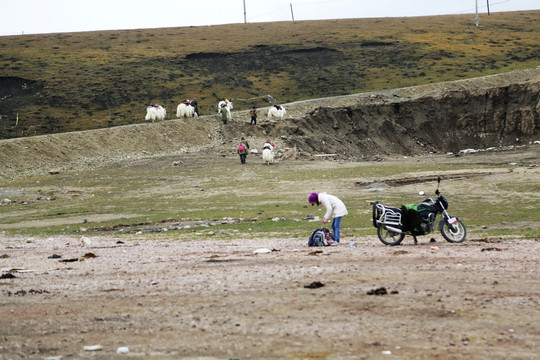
176,103,196,118
268,105,286,120
145,104,166,122
262,148,274,165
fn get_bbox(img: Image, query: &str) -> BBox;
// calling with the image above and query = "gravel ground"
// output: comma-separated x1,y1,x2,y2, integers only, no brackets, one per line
1,233,539,359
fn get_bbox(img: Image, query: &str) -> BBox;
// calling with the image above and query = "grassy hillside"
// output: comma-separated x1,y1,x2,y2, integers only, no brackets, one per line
0,11,539,138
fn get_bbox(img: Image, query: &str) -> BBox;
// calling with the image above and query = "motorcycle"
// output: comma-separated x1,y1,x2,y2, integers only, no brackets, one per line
371,176,466,246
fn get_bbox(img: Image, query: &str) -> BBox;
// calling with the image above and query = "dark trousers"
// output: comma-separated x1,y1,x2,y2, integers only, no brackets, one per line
250,117,257,125
239,154,247,164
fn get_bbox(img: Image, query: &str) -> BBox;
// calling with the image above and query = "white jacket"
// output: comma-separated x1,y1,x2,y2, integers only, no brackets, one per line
318,192,348,220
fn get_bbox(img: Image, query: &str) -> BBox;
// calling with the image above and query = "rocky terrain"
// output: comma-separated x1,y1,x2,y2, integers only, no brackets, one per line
1,233,539,360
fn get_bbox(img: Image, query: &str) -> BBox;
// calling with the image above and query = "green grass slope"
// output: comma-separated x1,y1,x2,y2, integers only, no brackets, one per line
0,11,539,138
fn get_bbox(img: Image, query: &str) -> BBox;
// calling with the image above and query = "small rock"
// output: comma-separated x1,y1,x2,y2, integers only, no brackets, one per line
83,345,103,351
304,281,325,289
117,346,129,354
367,287,388,295
253,248,272,254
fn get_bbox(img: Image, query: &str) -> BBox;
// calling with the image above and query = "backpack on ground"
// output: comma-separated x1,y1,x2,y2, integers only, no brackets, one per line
308,228,334,246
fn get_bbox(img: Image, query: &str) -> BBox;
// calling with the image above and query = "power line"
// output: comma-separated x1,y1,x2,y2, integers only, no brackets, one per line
247,0,527,24
456,0,512,14
246,0,349,22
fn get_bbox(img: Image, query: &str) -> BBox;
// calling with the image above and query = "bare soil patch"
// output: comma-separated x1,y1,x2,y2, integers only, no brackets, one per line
1,234,539,359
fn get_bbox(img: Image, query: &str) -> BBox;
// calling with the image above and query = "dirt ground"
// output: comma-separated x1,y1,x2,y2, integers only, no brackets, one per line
1,231,539,360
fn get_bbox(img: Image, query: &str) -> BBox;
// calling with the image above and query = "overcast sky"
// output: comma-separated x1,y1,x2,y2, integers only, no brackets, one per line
1,0,539,36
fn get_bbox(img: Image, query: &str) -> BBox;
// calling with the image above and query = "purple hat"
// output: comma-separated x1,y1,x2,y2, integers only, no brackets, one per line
308,192,319,205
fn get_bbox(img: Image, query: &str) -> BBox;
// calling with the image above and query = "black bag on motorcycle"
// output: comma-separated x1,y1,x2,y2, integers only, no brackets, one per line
400,205,422,232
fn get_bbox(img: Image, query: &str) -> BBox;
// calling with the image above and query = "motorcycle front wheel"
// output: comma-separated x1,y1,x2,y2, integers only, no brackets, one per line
377,226,405,246
440,218,466,243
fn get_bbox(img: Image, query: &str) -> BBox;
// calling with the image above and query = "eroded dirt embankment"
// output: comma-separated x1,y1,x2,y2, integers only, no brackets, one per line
1,68,539,179
288,67,540,157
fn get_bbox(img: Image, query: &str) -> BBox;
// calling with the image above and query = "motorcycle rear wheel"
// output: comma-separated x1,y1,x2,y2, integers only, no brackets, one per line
440,219,466,243
377,226,405,246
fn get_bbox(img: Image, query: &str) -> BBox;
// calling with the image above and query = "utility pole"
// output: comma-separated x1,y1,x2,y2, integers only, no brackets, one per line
475,0,479,27
290,3,295,22
487,0,490,16
243,0,247,23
